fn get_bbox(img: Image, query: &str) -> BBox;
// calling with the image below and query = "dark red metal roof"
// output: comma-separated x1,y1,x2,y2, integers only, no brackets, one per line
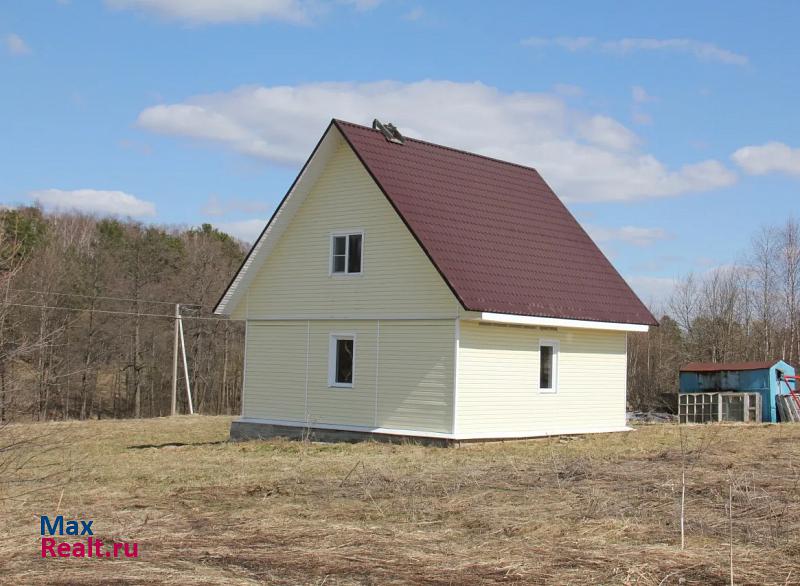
334,120,658,326
680,361,783,373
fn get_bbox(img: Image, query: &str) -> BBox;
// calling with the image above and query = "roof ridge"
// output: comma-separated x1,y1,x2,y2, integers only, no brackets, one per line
332,118,543,175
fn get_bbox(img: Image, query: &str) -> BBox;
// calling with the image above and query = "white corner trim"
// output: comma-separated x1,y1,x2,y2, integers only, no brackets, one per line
235,417,633,440
477,312,650,332
374,320,380,427
452,318,460,436
240,321,248,418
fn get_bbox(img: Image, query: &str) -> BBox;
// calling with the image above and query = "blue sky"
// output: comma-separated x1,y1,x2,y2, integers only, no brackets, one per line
2,1,799,306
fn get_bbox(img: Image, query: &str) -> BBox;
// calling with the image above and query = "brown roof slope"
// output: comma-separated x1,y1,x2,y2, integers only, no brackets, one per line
681,361,782,373
335,120,657,326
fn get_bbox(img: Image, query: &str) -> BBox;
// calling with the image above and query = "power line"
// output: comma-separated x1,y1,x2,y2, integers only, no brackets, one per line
3,302,238,322
8,288,201,308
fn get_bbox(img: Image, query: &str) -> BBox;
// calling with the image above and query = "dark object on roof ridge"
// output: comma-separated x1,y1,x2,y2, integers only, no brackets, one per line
372,119,405,144
681,360,787,373
343,118,536,173
333,119,657,326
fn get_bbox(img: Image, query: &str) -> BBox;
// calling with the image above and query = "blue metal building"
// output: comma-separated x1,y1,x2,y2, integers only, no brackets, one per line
679,360,796,423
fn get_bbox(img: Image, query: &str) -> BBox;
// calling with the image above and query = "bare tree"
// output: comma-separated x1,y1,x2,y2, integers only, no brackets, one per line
778,219,800,364
749,227,779,360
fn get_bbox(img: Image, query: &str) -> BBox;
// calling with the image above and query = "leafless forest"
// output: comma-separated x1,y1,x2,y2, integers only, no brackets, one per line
1,207,799,422
628,218,800,411
0,206,245,422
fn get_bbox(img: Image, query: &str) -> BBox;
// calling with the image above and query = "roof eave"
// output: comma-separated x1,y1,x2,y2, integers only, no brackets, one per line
471,312,650,332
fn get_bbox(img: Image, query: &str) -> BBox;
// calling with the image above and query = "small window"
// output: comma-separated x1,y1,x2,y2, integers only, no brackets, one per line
539,340,559,393
329,335,355,387
331,233,363,275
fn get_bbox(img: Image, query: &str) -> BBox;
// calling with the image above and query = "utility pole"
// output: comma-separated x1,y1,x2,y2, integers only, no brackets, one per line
171,303,179,416
178,314,194,415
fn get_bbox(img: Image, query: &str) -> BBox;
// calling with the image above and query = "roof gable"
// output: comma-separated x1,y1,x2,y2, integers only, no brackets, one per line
334,120,657,326
217,119,657,326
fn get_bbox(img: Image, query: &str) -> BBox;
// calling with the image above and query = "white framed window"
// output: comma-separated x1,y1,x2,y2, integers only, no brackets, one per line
328,333,356,388
330,231,363,275
538,339,559,393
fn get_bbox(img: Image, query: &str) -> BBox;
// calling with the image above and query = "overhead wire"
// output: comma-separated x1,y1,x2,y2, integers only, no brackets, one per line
3,302,238,322
7,288,201,308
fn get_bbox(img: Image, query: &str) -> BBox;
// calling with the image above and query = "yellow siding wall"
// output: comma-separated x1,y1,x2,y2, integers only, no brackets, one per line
244,139,458,319
376,321,454,433
306,320,377,427
457,321,627,435
243,322,307,421
243,319,455,434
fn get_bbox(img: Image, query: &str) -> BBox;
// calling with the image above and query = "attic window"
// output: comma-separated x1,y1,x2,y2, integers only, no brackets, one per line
331,232,363,275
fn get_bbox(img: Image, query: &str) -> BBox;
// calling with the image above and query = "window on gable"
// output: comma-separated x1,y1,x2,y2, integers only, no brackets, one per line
329,334,355,387
539,340,559,393
331,233,363,275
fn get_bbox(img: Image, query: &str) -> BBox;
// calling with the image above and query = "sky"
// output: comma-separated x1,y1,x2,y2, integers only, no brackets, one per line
2,1,799,307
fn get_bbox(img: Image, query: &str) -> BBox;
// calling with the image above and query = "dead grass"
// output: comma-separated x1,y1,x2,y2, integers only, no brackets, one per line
1,417,800,585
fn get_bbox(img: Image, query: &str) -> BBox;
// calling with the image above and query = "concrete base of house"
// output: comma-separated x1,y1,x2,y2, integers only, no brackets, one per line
230,419,454,447
230,418,632,447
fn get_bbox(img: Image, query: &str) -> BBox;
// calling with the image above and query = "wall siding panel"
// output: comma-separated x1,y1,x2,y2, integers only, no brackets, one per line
377,321,454,433
306,320,377,427
242,319,455,434
243,322,308,421
456,321,627,435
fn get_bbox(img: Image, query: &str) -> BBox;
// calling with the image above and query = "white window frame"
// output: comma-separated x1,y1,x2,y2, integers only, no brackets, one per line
328,333,356,388
329,230,364,277
538,339,559,394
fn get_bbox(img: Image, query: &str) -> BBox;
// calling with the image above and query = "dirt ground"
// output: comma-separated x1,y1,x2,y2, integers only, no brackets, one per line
1,416,799,585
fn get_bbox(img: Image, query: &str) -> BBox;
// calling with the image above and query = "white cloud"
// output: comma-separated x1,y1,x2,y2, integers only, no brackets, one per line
136,80,737,202
731,142,800,177
587,225,668,247
30,189,156,217
106,0,383,24
625,275,677,310
602,38,748,66
632,85,655,103
522,36,748,66
522,36,595,51
216,218,266,242
5,33,31,56
577,115,638,151
105,0,309,24
631,86,655,126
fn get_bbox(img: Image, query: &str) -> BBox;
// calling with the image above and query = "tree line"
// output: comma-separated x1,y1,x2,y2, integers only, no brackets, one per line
2,207,798,422
0,207,245,422
627,218,800,412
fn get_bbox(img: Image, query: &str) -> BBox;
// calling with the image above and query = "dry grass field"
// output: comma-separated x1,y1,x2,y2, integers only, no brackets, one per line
1,416,799,585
